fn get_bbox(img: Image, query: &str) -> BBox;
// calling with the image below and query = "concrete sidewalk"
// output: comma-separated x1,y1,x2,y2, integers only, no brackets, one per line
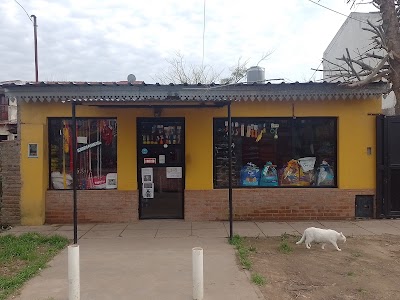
4,219,400,300
5,219,400,239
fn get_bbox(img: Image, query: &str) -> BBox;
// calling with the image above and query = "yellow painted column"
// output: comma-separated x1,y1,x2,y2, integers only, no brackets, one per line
20,123,46,225
117,111,137,190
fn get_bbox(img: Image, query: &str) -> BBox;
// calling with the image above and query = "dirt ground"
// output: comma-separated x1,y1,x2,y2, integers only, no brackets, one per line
244,234,400,300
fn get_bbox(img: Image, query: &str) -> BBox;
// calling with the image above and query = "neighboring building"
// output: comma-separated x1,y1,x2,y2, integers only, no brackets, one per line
3,81,386,225
0,80,22,141
323,12,396,115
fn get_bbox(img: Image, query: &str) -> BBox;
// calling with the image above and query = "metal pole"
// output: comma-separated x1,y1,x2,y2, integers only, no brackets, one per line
71,102,78,244
228,102,233,240
31,15,38,82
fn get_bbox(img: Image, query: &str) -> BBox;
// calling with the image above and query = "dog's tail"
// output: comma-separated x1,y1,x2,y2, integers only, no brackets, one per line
296,232,305,245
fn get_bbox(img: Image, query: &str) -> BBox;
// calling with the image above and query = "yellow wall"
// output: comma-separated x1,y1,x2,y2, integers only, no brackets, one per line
19,97,381,224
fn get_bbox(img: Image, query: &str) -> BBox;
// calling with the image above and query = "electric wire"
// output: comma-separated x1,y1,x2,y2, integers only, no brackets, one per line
306,0,370,25
14,0,33,23
201,0,206,70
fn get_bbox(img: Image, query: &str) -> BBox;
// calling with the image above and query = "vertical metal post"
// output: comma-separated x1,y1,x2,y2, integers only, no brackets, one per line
71,102,78,244
31,15,38,82
228,102,233,240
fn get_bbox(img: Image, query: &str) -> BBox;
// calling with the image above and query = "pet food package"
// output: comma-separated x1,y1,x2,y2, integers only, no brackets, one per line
240,163,261,186
298,157,316,186
259,162,278,187
316,160,335,186
280,159,300,186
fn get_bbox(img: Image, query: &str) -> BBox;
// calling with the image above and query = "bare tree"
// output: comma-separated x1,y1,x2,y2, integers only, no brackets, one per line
152,51,221,84
322,1,400,114
153,51,273,85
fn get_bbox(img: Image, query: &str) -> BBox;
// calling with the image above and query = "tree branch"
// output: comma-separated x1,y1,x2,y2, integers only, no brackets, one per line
347,54,390,87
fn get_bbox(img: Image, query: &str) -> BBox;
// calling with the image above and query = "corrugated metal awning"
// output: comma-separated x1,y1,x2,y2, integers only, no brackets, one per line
2,81,388,104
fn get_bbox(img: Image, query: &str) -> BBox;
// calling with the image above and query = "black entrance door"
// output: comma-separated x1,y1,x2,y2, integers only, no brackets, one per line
137,118,185,219
377,115,400,217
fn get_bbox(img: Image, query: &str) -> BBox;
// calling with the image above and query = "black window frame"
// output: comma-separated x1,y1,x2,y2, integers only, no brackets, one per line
213,116,338,189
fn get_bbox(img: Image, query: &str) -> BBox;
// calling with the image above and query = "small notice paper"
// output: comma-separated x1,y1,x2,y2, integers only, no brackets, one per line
166,167,182,179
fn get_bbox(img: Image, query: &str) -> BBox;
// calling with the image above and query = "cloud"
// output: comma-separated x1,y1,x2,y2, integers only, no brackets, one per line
0,0,376,83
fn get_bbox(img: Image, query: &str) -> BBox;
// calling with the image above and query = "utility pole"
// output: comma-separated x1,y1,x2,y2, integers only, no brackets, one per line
31,15,38,82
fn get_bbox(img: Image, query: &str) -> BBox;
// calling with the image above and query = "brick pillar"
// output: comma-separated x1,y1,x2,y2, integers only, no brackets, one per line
0,141,21,224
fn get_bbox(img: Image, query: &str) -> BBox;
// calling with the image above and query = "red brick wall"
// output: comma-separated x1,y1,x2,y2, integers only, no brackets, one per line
46,190,138,223
0,141,21,225
184,189,375,221
45,188,374,223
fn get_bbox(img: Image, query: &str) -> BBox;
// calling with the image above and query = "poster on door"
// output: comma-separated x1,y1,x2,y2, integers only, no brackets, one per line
166,167,182,178
141,167,153,183
142,182,154,199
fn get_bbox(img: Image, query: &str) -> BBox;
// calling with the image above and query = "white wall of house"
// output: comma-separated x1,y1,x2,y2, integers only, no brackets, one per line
8,98,17,122
323,12,396,114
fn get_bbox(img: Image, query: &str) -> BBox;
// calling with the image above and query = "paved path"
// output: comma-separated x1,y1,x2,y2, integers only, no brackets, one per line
3,219,400,300
6,219,400,240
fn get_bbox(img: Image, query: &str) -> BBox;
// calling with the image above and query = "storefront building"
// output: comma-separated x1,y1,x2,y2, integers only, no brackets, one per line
3,81,386,225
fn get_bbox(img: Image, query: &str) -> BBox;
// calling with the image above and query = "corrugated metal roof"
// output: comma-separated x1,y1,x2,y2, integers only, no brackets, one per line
2,81,388,103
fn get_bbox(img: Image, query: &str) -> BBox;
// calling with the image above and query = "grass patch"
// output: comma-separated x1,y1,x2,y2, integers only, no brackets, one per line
229,235,252,270
228,234,243,247
278,233,293,254
0,232,69,300
249,245,257,252
347,271,355,277
229,235,269,287
251,273,267,286
352,252,362,258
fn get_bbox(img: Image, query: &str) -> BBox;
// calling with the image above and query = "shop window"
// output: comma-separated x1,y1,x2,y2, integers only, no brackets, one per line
49,118,117,190
213,117,337,188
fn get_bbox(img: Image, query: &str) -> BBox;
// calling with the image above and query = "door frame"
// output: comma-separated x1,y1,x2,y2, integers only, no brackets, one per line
376,115,400,218
136,117,186,219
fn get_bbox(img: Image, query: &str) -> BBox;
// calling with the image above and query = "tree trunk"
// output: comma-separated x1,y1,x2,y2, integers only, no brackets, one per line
377,0,400,114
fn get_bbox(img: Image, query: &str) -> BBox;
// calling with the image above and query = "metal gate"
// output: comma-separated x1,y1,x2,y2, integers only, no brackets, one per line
376,115,400,217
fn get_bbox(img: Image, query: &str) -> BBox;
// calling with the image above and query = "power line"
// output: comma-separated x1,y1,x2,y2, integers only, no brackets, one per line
201,0,206,70
306,0,369,25
14,0,33,23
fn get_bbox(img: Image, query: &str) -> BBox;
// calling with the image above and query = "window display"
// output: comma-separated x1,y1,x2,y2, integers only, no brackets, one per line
49,118,117,190
213,117,337,188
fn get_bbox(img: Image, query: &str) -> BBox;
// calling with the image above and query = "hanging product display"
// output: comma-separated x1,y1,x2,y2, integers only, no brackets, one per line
270,123,279,139
255,127,267,142
88,120,106,189
101,120,113,145
62,121,71,189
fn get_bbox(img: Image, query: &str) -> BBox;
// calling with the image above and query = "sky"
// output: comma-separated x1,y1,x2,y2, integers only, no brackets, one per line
0,0,377,84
